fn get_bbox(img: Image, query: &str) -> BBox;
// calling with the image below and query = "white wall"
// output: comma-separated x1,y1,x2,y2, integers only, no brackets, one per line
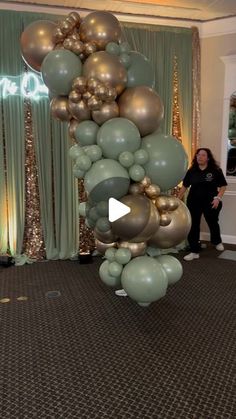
201,31,236,244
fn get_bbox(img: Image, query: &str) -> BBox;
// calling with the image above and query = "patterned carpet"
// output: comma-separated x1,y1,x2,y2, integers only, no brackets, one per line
0,247,235,419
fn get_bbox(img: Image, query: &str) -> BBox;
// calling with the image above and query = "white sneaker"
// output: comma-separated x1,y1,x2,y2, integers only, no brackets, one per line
215,243,224,251
183,252,199,261
115,289,128,297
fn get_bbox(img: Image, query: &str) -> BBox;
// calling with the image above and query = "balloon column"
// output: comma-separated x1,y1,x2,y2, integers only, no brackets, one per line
20,10,191,307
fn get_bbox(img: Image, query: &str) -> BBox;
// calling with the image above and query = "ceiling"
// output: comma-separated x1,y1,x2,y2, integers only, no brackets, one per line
2,0,236,22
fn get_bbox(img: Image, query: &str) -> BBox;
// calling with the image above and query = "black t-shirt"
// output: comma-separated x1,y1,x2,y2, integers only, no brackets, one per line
183,166,227,204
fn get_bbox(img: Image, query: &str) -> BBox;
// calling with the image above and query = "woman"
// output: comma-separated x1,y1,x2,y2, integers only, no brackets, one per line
178,148,227,261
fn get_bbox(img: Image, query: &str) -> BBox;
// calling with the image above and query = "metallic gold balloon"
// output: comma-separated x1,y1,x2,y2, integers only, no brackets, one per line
50,96,71,121
148,200,191,249
118,86,164,137
82,91,92,102
68,119,80,139
94,228,117,244
67,12,81,25
92,101,119,125
145,184,161,199
159,213,172,226
128,183,144,195
59,20,73,35
63,38,74,50
117,241,147,258
71,40,85,55
20,20,57,72
69,90,81,103
140,176,151,188
83,51,127,95
167,196,179,211
84,42,97,56
52,27,65,44
79,11,122,50
72,76,87,93
87,96,103,111
95,239,117,255
111,194,159,242
155,196,170,212
68,100,91,121
87,78,100,94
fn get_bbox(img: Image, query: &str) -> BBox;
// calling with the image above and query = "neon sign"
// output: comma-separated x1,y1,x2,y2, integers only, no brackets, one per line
0,73,48,100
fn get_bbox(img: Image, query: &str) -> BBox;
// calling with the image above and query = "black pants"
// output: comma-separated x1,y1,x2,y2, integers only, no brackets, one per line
187,199,222,253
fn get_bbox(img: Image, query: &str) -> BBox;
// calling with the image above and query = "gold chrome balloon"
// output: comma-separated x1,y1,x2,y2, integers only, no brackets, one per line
155,196,170,212
69,90,81,103
128,183,144,195
95,239,117,255
118,86,164,136
68,119,80,139
145,184,161,199
159,213,172,226
68,100,91,121
72,77,87,93
117,241,147,258
148,200,191,249
79,11,122,50
167,196,179,211
20,20,57,72
50,97,71,121
140,176,151,188
92,101,119,125
83,51,127,96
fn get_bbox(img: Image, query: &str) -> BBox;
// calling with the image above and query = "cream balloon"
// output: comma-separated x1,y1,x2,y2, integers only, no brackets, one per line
95,239,117,255
148,200,191,249
20,20,57,72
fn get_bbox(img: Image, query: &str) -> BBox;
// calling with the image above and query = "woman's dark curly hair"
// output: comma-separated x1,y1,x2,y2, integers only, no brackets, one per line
191,148,220,170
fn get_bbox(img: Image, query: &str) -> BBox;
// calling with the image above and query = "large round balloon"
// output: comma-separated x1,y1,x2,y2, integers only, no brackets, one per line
142,133,188,191
41,50,82,96
121,256,168,305
97,117,141,160
127,51,155,88
155,255,183,285
79,11,122,50
20,20,56,72
83,51,127,95
118,86,164,136
148,200,191,249
84,159,130,202
111,194,160,242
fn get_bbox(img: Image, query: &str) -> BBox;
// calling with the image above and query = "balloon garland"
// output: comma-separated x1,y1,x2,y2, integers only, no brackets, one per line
20,10,191,307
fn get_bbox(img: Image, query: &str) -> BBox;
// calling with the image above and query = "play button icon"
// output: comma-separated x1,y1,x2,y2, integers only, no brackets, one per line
108,198,131,222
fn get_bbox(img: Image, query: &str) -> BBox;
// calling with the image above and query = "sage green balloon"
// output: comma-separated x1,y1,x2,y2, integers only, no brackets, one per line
155,255,183,285
134,149,149,165
88,207,100,222
84,159,130,202
96,217,111,233
121,256,168,304
96,201,109,217
41,49,82,96
105,248,117,262
78,202,87,217
108,261,123,277
129,164,145,182
115,248,132,265
99,260,121,287
127,51,155,88
69,144,84,160
73,166,85,179
74,120,99,145
76,154,92,171
97,117,141,160
119,151,135,168
106,42,120,55
142,132,188,191
119,53,131,69
84,145,102,162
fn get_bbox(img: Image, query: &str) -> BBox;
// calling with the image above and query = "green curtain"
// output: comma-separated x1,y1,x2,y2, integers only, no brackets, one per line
122,23,193,145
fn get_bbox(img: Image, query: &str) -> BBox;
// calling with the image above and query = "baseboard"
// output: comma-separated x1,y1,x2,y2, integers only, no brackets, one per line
200,232,236,245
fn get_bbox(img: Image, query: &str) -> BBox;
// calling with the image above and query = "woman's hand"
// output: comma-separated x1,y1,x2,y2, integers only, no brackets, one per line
211,197,220,209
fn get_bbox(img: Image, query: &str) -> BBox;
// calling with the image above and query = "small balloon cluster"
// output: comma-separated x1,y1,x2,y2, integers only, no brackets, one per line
20,10,192,307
